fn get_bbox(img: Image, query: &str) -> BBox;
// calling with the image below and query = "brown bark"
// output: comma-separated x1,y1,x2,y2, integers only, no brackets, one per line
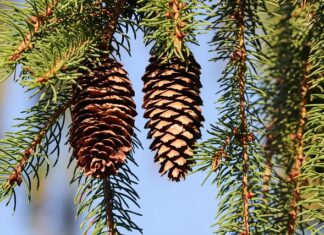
287,56,310,235
236,0,249,233
103,0,126,48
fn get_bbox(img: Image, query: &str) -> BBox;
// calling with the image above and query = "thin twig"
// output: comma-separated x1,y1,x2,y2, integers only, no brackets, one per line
235,0,249,233
212,128,238,171
4,100,71,190
103,178,116,235
287,49,310,235
166,0,186,53
9,0,59,61
261,120,277,204
36,58,64,83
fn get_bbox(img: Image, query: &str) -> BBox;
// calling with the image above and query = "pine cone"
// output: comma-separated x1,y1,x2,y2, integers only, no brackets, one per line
142,55,203,181
70,55,136,178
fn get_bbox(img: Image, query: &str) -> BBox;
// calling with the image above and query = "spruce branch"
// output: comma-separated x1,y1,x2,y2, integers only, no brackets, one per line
166,0,187,56
259,5,299,230
298,1,324,232
261,120,277,203
261,1,324,233
287,47,310,235
211,128,238,171
9,0,59,62
103,0,126,48
235,0,250,232
0,0,88,83
0,89,70,207
138,0,204,59
36,58,66,84
196,0,278,233
19,28,91,94
4,99,71,190
81,0,142,59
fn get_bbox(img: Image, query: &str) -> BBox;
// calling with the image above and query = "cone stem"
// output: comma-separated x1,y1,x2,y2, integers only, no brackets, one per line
104,0,126,47
103,177,116,235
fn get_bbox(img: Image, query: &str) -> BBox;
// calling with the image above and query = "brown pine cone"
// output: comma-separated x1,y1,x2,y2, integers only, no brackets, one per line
142,55,204,181
70,54,136,178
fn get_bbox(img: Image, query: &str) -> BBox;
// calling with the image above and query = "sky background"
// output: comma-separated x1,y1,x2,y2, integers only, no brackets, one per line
0,14,224,235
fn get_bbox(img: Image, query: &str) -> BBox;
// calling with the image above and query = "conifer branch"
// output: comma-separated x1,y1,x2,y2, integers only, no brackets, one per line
167,0,187,55
36,58,65,84
0,0,89,84
287,49,310,234
235,0,250,232
0,87,70,207
3,99,71,191
104,0,126,47
197,0,275,233
139,0,203,59
260,1,323,233
102,2,128,233
9,0,59,62
212,128,238,171
19,29,91,90
261,121,276,203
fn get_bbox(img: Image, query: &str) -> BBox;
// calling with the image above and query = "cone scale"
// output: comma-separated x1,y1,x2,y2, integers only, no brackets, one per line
70,54,136,178
142,55,203,181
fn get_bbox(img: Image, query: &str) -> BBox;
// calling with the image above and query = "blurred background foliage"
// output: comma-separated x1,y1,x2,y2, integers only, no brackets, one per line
0,1,219,233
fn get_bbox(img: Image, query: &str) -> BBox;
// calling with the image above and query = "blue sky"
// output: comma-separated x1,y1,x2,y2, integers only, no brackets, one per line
0,28,223,235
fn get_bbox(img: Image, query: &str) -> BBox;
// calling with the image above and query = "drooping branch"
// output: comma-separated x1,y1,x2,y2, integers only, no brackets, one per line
235,0,249,233
3,100,71,190
287,48,310,235
9,0,59,61
201,0,267,232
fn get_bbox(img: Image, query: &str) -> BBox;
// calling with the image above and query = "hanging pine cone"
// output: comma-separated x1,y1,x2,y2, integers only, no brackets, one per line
70,54,136,178
142,55,203,181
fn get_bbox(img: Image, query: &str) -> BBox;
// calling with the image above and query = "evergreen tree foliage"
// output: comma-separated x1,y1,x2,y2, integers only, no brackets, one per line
0,0,142,234
261,1,324,234
196,0,279,234
138,0,204,60
0,0,323,234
